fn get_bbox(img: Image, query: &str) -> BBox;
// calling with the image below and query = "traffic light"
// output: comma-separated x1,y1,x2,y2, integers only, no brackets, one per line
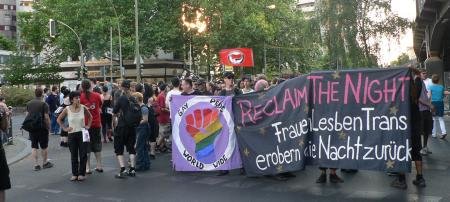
49,19,57,38
75,69,81,80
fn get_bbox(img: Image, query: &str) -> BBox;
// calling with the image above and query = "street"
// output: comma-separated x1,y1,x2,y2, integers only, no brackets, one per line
4,115,450,202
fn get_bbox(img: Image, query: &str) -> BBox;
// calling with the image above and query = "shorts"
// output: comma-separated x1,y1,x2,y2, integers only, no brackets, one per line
114,126,136,155
0,146,11,190
420,110,433,136
29,129,49,149
87,127,102,153
158,124,171,139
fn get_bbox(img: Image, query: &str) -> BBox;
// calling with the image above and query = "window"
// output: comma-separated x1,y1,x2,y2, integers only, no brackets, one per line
3,5,7,10
4,26,9,31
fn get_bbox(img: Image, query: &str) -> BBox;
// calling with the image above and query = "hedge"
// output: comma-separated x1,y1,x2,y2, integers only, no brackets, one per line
1,86,35,107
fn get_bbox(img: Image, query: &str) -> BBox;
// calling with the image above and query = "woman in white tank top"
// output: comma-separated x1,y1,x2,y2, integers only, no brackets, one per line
57,91,92,182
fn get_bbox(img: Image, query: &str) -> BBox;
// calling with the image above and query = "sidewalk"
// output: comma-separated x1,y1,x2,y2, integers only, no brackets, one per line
4,114,30,165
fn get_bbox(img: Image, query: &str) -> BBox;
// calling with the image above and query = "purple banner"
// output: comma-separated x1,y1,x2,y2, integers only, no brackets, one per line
170,95,242,171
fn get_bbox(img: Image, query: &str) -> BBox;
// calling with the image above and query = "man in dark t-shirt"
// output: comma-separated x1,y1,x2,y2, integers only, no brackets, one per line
112,80,137,179
26,87,53,171
219,72,241,96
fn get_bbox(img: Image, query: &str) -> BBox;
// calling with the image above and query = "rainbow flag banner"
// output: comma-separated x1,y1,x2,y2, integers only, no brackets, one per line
171,95,242,171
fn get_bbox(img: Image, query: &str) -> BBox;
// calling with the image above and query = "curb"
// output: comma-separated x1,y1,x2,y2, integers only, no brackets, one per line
7,136,31,166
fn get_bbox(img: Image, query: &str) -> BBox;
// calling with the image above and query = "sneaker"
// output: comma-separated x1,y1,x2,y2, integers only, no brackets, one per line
316,173,326,183
115,170,127,179
413,177,426,187
440,134,447,139
60,141,64,147
42,162,53,169
34,165,41,171
420,148,428,156
391,178,407,189
329,174,344,183
432,135,437,138
127,169,136,177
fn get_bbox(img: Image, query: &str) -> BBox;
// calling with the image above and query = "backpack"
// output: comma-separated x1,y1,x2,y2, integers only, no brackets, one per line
122,96,142,127
22,102,45,132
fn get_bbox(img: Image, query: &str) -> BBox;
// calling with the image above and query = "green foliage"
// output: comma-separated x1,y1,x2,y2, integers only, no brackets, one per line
16,0,409,77
0,35,15,51
316,0,411,68
390,53,410,66
17,0,319,76
2,51,64,85
0,86,34,107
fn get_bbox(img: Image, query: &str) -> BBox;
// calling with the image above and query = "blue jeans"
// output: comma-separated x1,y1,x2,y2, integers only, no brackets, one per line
50,112,60,135
135,124,150,171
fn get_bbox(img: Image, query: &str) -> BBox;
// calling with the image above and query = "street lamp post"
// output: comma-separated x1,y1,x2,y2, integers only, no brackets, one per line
107,0,124,80
51,19,86,79
135,0,141,83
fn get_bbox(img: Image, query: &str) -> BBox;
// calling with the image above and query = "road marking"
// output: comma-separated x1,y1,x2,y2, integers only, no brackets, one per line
140,171,167,178
408,194,442,202
223,181,261,189
98,197,125,202
69,193,92,198
13,185,27,189
194,177,228,185
348,191,389,199
38,188,63,194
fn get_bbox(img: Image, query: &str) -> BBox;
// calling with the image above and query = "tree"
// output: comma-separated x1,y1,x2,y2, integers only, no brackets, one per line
316,0,411,68
2,51,64,85
17,0,320,77
0,35,15,51
390,53,410,66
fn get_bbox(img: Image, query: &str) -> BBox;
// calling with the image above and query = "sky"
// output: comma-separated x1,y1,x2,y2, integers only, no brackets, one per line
378,0,416,65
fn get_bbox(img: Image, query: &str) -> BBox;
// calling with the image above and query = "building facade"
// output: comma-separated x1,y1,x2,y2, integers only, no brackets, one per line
17,0,33,12
0,0,16,39
296,0,315,13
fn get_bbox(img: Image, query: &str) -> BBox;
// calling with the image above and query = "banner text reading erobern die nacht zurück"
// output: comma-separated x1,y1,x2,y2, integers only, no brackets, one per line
171,95,242,171
233,68,412,177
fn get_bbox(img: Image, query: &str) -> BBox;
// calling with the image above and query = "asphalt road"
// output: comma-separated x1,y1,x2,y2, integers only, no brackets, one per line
4,115,450,202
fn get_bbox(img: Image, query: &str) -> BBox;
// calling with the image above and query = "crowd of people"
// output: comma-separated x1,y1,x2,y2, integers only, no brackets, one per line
0,67,447,201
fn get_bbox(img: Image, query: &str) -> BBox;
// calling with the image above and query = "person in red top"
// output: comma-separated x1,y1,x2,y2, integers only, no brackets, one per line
80,79,104,174
156,83,171,152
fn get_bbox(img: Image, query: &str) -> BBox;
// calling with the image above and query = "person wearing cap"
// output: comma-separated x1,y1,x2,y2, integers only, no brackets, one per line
219,72,241,97
218,72,241,176
112,80,138,178
196,78,211,95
